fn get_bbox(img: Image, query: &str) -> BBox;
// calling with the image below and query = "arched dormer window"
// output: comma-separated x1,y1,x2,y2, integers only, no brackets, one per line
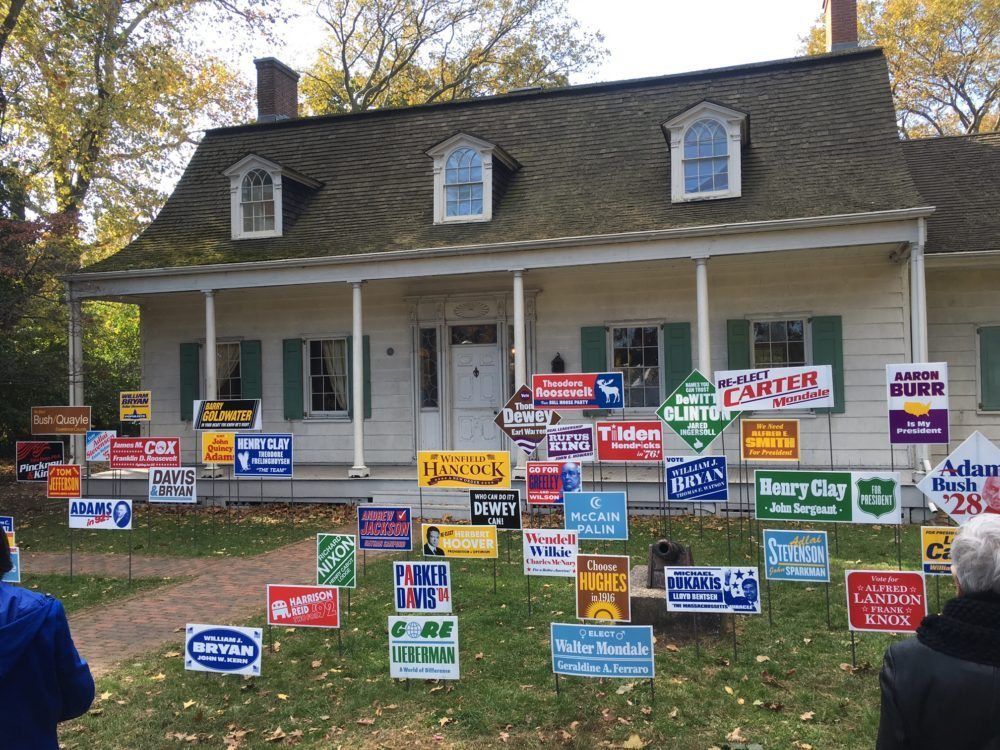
683,119,729,194
662,101,748,203
241,169,275,233
444,148,484,217
426,133,518,224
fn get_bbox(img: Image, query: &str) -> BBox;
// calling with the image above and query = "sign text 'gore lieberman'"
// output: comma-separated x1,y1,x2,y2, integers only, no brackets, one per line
523,529,578,577
595,421,663,462
47,464,81,499
68,499,132,531
755,470,902,524
532,372,624,410
741,419,800,462
85,430,115,462
148,467,197,503
267,585,339,629
417,451,510,489
394,561,452,613
15,441,64,482
30,406,91,435
546,423,595,462
665,567,761,614
358,506,412,551
469,490,522,530
715,365,835,411
921,527,954,575
119,391,151,422
887,363,949,444
389,616,459,680
234,434,293,477
194,399,262,431
494,385,560,455
665,456,728,502
550,624,654,679
915,431,1000,525
110,437,181,469
185,624,262,676
564,492,628,540
845,570,926,633
762,529,830,583
576,554,631,622
656,370,738,453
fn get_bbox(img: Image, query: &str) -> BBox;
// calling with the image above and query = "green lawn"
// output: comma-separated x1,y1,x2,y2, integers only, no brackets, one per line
17,574,177,614
61,516,955,749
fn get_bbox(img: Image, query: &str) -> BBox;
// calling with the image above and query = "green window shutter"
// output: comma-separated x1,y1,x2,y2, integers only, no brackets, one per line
980,326,1000,410
581,326,607,372
179,343,200,421
347,335,372,419
662,322,692,394
240,339,262,400
726,319,751,370
811,316,845,414
282,338,304,420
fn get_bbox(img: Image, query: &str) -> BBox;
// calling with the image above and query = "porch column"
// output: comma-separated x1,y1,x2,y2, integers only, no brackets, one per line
512,270,528,470
910,219,930,473
204,290,217,400
349,282,370,478
67,290,84,465
694,257,711,375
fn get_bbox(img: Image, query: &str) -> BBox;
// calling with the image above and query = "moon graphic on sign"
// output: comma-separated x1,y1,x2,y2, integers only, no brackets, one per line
590,496,602,510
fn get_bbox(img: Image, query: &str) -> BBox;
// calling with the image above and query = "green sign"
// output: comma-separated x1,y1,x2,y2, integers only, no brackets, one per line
754,470,902,524
317,533,356,588
655,370,738,453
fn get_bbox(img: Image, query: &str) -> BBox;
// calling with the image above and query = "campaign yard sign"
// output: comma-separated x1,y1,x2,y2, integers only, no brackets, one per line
1,516,13,547
469,490,522,530
915,431,1000,525
119,391,151,422
194,400,262,431
388,616,459,680
546,423,595,462
595,421,663,462
887,363,949,444
110,437,181,469
715,365,835,412
564,492,628,540
68,499,133,531
550,623,654,679
532,372,624,410
201,432,235,464
31,406,91,435
665,456,728,502
47,464,81,499
3,548,20,583
523,529,578,577
422,524,497,559
921,527,954,575
576,554,631,622
148,467,197,503
416,451,511,489
494,384,560,455
234,434,293,478
267,585,340,629
741,419,800,462
656,370,738,453
85,430,115,462
317,534,356,588
185,624,262,676
665,567,762,614
762,530,830,583
394,561,452,613
526,460,583,504
358,507,412,551
845,570,926,633
16,441,64,482
755,470,902,524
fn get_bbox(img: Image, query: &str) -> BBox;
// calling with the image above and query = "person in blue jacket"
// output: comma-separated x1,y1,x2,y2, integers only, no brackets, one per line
0,529,94,749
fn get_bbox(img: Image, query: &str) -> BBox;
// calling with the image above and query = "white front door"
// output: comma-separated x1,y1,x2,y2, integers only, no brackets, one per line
450,343,502,450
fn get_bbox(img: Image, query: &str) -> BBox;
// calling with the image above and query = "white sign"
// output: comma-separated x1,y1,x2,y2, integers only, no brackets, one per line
185,624,262,676
68,499,133,531
916,431,1000,525
148,466,197,504
388,616,459,680
714,365,835,411
85,430,116,462
522,528,578,577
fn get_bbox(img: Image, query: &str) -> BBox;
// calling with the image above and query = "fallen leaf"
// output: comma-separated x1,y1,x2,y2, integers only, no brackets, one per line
475,652,484,660
498,731,510,743
724,686,734,695
99,691,112,701
151,673,166,682
755,655,771,663
621,734,646,749
803,638,813,645
615,682,636,695
668,708,679,719
183,700,196,709
665,644,680,653
311,660,323,668
276,694,288,701
163,651,181,658
264,727,286,742
800,711,815,721
356,718,376,726
438,716,454,727
727,727,748,743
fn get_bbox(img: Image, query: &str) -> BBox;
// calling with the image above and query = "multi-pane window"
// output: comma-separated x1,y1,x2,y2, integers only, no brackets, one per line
241,169,275,233
419,328,439,409
307,338,348,414
444,148,483,217
752,320,807,368
683,119,729,194
216,342,242,399
612,326,660,408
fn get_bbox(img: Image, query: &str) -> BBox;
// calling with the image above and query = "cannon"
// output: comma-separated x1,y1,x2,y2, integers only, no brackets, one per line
646,539,693,588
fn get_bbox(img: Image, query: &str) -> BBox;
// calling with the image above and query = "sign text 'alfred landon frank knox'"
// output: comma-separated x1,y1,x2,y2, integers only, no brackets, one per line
915,431,1000,526
68,499,133,531
266,585,340,629
389,616,459,680
665,567,762,614
358,507,412,551
494,384,560,455
550,623,655,679
394,561,452,613
194,399,262,431
532,372,624,410
523,529,578,577
576,554,631,622
417,451,511,489
234,434,293,478
564,492,628,540
845,570,926,634
762,529,830,583
755,470,902,524
30,406,91,435
185,624,262,676
595,421,663,462
469,490,522,530
715,365,835,412
656,370,738,454
887,363,949,444
15,441,64,482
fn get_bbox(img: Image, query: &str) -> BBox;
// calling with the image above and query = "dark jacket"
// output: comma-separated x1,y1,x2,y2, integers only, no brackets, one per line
877,593,1000,750
0,583,95,750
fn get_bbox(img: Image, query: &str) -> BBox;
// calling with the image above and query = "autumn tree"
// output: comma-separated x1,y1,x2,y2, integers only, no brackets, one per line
803,0,1000,137
303,0,606,114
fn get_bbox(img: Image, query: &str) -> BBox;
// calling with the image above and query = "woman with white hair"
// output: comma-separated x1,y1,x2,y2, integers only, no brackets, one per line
877,514,1000,749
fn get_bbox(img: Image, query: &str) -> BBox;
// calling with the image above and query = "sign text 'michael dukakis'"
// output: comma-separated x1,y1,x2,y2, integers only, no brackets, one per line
417,451,510,489
665,567,761,614
715,365,834,412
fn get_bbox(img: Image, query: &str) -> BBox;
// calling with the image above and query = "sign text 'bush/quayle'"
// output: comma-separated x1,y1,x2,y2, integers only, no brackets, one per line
755,470,902,524
185,624,262,676
234,434,293,478
388,616,459,680
550,624,654,679
358,506,412,550
531,372,624,410
665,567,761,614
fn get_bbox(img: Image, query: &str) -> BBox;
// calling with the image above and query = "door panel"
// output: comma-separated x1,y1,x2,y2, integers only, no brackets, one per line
450,343,502,450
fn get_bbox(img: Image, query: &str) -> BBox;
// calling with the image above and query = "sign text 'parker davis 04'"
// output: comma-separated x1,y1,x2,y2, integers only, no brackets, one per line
267,585,340,629
523,529,578,577
576,554,631,622
595,421,663,462
394,561,452,613
68,499,133,531
417,451,510,489
15,441,64,482
564,492,628,540
234,434,293,478
665,567,762,614
148,467,197,503
755,470,901,524
550,623,654,679
494,384,560,455
389,616,459,680
422,524,497,559
845,570,926,633
30,406,91,435
714,365,835,412
194,399,262,431
110,438,181,470
119,391,151,422
531,372,624,410
887,363,949,445
358,506,412,551
656,370,737,453
740,419,800,462
469,490,522,530
47,464,81,499
185,624,262,676
915,431,1000,526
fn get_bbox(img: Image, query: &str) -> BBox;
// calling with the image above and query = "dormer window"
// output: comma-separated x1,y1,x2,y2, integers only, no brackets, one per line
445,148,484,218
427,133,519,224
683,119,729,194
662,101,748,203
241,169,275,233
223,154,321,240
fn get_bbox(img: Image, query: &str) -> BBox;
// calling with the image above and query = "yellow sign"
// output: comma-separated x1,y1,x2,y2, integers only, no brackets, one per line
201,432,235,464
921,526,955,576
119,391,152,422
422,524,498,558
4,532,13,547
741,419,800,462
417,451,510,489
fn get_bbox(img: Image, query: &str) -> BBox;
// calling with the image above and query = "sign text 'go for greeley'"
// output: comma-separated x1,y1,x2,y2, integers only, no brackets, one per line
416,451,511,489
595,420,663,462
234,434,293,478
194,399,262,431
522,529,578,577
656,370,738,453
665,456,728,502
550,623,655,679
755,470,902,524
185,624,262,676
148,467,197,503
845,570,926,634
494,384,560,455
266,585,340,629
546,423,595,462
762,529,830,583
526,460,582,504
68,499,133,531
110,437,181,469
715,365,835,412
915,431,1000,525
564,492,628,540
388,616,459,680
665,567,762,614
887,363,949,444
531,372,624,410
394,561,452,613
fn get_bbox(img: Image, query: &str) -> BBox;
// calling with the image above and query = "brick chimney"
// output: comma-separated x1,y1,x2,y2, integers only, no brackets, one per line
254,57,299,122
823,0,859,51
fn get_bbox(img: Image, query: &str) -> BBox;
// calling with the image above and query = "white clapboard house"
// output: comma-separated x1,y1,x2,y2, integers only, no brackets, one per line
69,0,1000,515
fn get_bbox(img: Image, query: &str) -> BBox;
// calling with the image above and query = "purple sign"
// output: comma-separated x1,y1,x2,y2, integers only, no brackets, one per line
546,424,594,462
887,363,949,445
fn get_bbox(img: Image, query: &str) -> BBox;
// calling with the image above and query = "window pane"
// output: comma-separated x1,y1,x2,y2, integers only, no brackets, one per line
752,320,807,369
420,328,439,409
450,325,497,345
307,338,347,414
611,326,660,408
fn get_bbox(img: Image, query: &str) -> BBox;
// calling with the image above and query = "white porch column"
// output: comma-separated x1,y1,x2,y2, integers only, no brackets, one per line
204,290,218,400
67,291,84,465
512,270,528,470
349,281,370,478
910,219,931,472
694,257,711,375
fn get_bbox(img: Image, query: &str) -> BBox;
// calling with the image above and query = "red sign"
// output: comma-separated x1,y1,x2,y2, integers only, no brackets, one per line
845,570,926,633
47,464,81,498
267,584,340,629
595,420,663,462
109,437,181,469
526,461,580,505
15,441,65,482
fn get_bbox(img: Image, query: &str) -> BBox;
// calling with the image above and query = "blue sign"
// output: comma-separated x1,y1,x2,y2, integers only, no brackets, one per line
665,456,728,501
185,624,262,676
0,516,12,535
665,567,761,614
359,507,412,551
2,547,20,583
234,434,293,478
563,492,628,540
394,561,452,613
762,529,830,582
550,623,654,678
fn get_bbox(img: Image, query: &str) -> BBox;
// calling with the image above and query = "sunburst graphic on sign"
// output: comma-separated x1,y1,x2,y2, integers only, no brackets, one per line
583,600,624,621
